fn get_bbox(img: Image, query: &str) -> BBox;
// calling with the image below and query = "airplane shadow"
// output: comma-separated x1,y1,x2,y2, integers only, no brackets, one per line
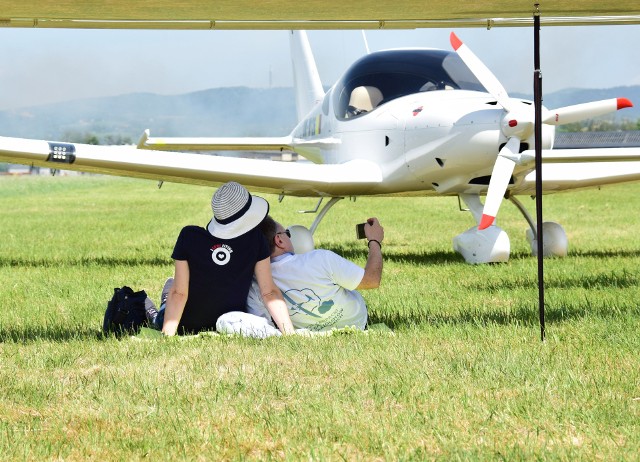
330,246,640,267
4,248,637,270
0,256,173,268
356,247,640,330
3,248,637,341
464,269,638,291
369,302,638,331
3,303,635,343
327,247,464,265
566,248,640,259
0,325,103,344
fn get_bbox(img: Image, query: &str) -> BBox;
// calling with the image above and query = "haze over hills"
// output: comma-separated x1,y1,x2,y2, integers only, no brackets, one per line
0,85,638,143
0,87,298,142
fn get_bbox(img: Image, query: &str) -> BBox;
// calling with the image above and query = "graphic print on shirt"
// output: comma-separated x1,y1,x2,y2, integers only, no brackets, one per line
211,244,233,266
282,288,334,318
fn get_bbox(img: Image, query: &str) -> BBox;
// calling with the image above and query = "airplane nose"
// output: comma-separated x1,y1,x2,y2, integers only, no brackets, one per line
502,114,533,139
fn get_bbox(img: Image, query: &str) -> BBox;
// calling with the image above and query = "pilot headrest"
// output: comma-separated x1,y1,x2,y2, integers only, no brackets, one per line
348,86,383,112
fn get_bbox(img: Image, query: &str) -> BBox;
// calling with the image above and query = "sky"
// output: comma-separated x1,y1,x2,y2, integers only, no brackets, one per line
0,25,639,110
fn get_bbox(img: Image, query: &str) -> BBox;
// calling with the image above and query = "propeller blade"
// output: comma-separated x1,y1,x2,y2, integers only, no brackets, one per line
478,137,520,230
542,98,633,125
450,32,512,111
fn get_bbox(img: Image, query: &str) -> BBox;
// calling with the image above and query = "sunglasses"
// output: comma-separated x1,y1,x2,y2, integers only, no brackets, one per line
275,229,291,238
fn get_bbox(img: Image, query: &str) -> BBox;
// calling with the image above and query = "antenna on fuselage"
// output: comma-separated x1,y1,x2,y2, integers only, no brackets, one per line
361,30,370,54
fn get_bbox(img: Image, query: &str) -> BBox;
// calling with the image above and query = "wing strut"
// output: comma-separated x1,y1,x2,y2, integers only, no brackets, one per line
533,4,546,342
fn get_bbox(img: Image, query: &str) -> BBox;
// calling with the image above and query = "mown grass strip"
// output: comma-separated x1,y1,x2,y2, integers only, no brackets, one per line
1,175,638,460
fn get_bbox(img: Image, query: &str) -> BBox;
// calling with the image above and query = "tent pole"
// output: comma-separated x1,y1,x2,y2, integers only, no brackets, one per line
533,4,546,341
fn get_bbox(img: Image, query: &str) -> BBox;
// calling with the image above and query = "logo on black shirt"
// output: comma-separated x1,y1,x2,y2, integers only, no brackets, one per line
211,244,233,265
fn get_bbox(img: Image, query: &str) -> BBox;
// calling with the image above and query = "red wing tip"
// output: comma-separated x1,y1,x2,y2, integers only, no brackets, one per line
450,32,463,51
617,98,633,110
478,214,495,230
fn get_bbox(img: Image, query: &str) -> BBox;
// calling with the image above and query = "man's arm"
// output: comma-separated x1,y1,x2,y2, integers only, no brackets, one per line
356,217,384,290
162,259,189,336
254,257,295,334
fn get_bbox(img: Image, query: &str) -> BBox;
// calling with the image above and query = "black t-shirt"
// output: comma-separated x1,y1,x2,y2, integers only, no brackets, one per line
171,225,270,334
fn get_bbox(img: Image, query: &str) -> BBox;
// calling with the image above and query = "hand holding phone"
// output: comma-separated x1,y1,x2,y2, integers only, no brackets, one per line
356,218,384,243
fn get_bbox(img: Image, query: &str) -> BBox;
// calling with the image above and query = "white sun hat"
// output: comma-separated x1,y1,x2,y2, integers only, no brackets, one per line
207,182,269,239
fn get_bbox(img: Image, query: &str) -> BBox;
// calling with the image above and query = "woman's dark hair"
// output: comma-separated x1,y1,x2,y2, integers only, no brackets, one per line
258,215,277,253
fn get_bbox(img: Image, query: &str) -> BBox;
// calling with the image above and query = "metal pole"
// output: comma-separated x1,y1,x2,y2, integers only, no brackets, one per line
533,4,545,341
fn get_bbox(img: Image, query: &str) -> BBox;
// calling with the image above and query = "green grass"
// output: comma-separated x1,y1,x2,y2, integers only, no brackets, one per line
1,175,639,460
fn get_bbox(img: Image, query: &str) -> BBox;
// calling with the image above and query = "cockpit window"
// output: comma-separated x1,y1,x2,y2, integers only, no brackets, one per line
333,49,484,120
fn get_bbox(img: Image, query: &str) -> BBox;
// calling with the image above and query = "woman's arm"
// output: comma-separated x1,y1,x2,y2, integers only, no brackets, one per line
161,259,190,336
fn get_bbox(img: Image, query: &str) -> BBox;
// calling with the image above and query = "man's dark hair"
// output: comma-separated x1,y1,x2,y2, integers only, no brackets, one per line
258,215,277,253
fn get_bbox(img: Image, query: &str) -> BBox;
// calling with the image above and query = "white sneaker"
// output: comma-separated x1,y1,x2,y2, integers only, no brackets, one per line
144,297,159,324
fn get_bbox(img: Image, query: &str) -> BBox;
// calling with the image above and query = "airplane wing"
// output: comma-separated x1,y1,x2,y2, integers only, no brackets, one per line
0,1,639,29
511,147,640,193
540,147,640,163
0,135,382,197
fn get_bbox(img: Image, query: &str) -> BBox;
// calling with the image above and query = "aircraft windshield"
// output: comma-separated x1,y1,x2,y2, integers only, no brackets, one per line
333,49,484,120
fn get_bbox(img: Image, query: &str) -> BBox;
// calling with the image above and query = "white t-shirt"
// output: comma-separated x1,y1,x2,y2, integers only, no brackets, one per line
247,250,367,331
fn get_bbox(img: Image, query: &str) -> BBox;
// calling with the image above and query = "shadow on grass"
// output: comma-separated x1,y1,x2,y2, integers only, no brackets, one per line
327,246,640,266
326,246,464,265
466,270,639,291
570,248,640,259
4,303,636,342
0,325,104,344
370,302,639,331
6,248,638,270
0,256,172,268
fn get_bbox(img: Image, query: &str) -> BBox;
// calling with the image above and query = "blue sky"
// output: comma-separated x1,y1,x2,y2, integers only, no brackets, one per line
0,25,639,110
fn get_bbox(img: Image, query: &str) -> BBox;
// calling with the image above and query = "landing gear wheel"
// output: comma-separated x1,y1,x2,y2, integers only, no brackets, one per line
526,221,568,257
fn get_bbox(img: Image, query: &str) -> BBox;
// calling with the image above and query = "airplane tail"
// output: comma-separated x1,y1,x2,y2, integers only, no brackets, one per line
289,31,324,122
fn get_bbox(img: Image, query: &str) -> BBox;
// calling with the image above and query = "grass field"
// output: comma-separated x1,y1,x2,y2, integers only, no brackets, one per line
1,175,638,460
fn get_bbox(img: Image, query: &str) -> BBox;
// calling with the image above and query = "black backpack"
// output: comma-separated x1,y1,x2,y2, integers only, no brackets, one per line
103,286,148,336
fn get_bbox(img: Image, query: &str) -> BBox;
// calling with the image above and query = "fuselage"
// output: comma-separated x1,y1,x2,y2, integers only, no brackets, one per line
289,48,554,196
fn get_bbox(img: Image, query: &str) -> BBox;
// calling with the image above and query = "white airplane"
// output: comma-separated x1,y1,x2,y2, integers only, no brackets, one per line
1,31,639,263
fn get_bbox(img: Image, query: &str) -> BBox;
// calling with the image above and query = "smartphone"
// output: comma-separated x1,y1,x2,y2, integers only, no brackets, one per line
356,222,367,239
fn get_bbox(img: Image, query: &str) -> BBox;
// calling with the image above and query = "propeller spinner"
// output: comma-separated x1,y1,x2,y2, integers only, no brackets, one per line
449,32,633,230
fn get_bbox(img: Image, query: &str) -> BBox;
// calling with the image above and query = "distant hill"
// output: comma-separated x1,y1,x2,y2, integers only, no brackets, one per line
0,85,638,143
0,87,298,141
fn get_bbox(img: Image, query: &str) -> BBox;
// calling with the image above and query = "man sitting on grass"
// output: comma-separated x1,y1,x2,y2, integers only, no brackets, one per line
240,215,384,333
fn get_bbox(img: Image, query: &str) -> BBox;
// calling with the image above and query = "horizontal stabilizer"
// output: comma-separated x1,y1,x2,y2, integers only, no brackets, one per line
138,129,295,152
137,130,341,163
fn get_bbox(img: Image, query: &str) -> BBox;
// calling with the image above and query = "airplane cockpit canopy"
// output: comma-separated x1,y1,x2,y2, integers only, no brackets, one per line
333,49,485,120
